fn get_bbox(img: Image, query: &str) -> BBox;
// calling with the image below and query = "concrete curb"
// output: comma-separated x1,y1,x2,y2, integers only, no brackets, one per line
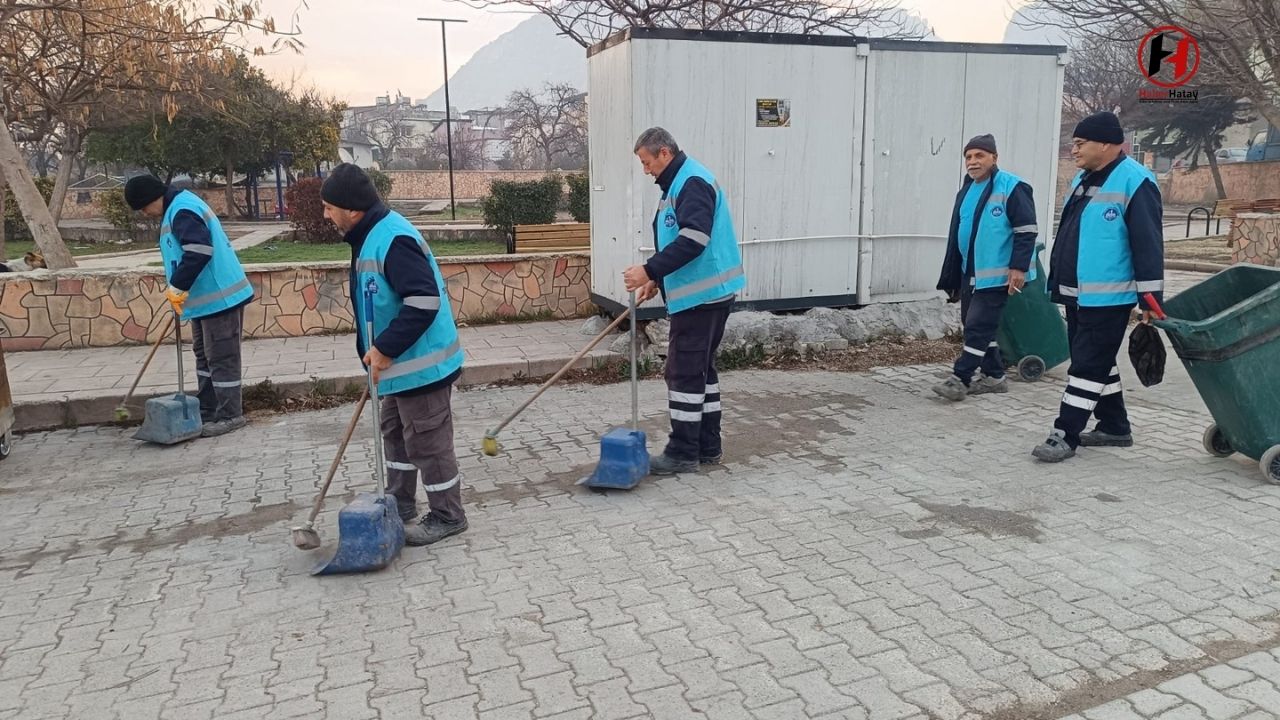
11,351,619,433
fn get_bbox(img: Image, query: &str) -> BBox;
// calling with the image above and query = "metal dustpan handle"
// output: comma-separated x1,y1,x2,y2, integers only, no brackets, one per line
363,290,388,501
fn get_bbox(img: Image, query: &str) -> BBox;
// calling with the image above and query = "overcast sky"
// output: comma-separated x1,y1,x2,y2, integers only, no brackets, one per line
251,0,1035,105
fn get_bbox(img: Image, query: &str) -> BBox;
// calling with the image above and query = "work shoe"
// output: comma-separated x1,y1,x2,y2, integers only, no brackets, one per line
968,374,1009,395
649,453,699,476
405,513,468,547
200,416,247,438
699,454,723,465
931,375,968,402
1079,430,1134,447
1032,430,1076,463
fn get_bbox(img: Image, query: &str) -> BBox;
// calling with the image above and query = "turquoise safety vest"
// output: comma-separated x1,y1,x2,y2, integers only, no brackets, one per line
960,170,1039,290
656,157,746,314
1065,156,1159,306
159,191,253,319
354,211,464,395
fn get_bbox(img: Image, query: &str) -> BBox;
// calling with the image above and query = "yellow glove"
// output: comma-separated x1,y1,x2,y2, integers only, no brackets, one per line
165,287,189,315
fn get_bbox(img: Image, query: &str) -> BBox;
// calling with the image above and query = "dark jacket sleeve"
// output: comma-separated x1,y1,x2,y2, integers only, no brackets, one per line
1125,179,1165,310
167,210,213,292
643,177,716,282
371,236,441,359
1006,181,1038,273
936,180,966,299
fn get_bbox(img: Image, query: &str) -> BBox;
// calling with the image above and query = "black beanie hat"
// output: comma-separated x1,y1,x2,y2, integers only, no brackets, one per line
124,175,168,210
321,163,379,211
1073,111,1125,145
963,134,997,155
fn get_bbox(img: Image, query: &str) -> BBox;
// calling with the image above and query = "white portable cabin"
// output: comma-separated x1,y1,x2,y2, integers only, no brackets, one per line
586,28,1067,317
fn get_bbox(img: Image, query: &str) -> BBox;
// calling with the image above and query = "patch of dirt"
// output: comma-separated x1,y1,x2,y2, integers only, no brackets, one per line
486,336,963,389
912,498,1042,541
1165,236,1232,264
466,390,874,505
114,500,303,553
985,623,1280,720
1094,492,1123,503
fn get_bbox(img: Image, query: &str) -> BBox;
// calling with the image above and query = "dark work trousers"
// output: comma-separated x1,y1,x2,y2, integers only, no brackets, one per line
380,383,465,523
190,305,245,423
953,284,1009,385
1053,304,1133,448
664,301,732,462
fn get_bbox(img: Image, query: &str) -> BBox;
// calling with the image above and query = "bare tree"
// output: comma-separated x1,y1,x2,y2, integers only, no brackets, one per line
419,124,487,171
350,102,422,167
1020,0,1280,130
1,0,299,269
505,84,587,170
449,0,928,48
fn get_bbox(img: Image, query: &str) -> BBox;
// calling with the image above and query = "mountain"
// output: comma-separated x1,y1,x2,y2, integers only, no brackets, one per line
421,15,588,111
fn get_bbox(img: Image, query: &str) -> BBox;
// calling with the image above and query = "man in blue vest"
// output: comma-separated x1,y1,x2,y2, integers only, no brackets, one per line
321,164,468,545
623,127,746,476
1033,111,1164,462
125,175,254,438
934,134,1039,401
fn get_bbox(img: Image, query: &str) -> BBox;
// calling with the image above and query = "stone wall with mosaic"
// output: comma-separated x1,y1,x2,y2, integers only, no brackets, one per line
0,253,593,350
1231,214,1280,267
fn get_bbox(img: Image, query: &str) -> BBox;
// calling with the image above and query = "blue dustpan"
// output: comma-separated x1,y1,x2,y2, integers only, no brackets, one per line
581,291,649,490
312,493,405,575
135,305,201,445
313,290,406,575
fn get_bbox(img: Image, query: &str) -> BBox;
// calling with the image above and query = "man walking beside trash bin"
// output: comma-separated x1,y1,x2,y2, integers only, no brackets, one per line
933,134,1039,401
1033,111,1165,463
622,127,746,476
125,175,253,438
321,163,468,545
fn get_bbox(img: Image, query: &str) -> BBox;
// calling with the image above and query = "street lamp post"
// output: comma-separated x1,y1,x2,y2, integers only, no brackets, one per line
418,17,467,221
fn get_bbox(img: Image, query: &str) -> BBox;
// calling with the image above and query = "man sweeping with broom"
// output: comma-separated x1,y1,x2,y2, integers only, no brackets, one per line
321,164,468,546
623,128,746,476
125,175,253,438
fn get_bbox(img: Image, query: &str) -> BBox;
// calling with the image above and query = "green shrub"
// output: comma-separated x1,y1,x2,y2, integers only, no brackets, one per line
566,173,590,223
366,167,393,200
3,176,55,241
97,188,135,230
481,175,561,244
286,177,341,244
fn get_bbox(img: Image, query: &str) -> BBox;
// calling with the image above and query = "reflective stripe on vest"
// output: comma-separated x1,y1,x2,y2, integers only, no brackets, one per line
355,211,464,395
655,156,746,314
159,191,253,319
1068,156,1157,307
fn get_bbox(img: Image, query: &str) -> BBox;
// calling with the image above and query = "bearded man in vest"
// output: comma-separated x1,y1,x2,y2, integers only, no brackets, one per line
934,134,1039,401
321,163,468,545
126,175,254,438
1033,111,1164,463
623,127,746,476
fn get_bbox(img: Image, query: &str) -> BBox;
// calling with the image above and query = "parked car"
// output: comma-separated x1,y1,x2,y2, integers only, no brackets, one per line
1215,147,1249,163
1246,125,1280,162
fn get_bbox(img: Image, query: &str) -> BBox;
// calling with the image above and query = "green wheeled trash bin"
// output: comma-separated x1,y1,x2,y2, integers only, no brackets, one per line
996,244,1070,382
1153,264,1280,484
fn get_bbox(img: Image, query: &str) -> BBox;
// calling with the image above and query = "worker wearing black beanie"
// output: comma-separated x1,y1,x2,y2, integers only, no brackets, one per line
323,162,468,546
1032,110,1165,464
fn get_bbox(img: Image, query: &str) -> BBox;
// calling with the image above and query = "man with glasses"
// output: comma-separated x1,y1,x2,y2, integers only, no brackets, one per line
1032,111,1165,462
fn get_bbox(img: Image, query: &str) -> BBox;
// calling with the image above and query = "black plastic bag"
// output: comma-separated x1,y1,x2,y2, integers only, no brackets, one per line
1128,322,1166,387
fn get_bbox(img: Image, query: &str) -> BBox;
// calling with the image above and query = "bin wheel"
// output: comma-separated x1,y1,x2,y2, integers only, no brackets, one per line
1017,355,1046,382
1202,424,1234,458
1262,446,1280,486
0,431,10,461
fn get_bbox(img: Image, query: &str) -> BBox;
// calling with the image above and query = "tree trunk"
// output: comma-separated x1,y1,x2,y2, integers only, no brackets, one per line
47,128,82,223
0,179,7,261
1205,143,1227,200
0,118,75,269
225,158,236,220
